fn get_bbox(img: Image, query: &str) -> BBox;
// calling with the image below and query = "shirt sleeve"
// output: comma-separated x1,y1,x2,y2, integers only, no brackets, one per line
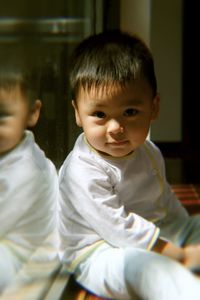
0,135,59,291
0,156,58,266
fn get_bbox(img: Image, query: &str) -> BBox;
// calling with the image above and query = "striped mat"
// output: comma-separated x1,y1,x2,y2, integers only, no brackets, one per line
68,184,200,300
171,184,200,214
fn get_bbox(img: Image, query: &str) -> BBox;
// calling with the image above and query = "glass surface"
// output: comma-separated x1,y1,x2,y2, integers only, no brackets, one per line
0,0,100,168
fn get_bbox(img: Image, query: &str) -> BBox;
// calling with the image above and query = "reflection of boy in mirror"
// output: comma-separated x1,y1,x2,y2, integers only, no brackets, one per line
0,64,58,292
59,30,200,300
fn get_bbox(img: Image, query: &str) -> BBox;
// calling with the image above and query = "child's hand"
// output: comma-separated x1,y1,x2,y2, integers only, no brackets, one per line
183,244,200,273
152,239,184,262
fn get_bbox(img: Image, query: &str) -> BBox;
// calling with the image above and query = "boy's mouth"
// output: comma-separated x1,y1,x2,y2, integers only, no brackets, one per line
108,140,128,146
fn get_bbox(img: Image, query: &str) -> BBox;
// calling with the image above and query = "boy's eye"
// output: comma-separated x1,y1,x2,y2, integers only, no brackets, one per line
93,111,106,119
123,108,138,117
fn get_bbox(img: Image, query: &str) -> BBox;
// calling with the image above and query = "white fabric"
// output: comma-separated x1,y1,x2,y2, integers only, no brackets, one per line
75,243,200,300
59,133,189,270
0,130,59,292
59,132,200,299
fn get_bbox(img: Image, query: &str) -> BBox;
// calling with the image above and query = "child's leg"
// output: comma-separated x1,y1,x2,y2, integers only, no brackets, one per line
157,214,200,246
0,245,19,292
74,243,200,300
75,244,134,300
124,247,200,300
181,214,200,245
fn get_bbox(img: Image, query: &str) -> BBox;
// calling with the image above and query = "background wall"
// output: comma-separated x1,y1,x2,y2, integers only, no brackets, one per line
0,0,100,168
120,0,182,142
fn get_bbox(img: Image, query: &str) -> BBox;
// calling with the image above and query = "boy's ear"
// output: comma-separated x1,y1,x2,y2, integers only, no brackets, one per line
72,100,82,127
151,94,160,122
27,99,42,127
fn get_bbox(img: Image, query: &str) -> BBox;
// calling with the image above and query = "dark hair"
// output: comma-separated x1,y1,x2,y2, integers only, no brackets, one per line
70,30,157,100
0,62,40,106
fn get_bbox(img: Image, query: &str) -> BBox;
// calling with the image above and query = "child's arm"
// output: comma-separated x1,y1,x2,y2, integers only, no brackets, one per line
152,238,184,262
182,244,200,272
152,238,200,272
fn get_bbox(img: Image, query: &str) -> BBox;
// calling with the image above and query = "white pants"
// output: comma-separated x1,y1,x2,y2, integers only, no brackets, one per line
75,243,200,300
0,245,20,293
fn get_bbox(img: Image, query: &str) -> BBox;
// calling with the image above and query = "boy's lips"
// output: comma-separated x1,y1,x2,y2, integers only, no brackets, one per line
107,140,128,146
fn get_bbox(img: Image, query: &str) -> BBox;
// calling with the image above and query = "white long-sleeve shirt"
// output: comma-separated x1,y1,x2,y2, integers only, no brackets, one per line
0,130,59,291
59,133,189,271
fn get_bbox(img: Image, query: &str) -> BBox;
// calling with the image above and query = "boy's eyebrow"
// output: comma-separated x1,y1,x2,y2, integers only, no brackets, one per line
88,98,145,107
125,98,144,105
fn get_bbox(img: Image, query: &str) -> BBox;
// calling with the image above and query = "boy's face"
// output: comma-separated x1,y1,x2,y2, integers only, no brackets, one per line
73,79,160,157
0,86,40,155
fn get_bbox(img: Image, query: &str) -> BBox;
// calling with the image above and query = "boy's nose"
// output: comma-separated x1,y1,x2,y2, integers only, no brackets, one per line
107,119,124,134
